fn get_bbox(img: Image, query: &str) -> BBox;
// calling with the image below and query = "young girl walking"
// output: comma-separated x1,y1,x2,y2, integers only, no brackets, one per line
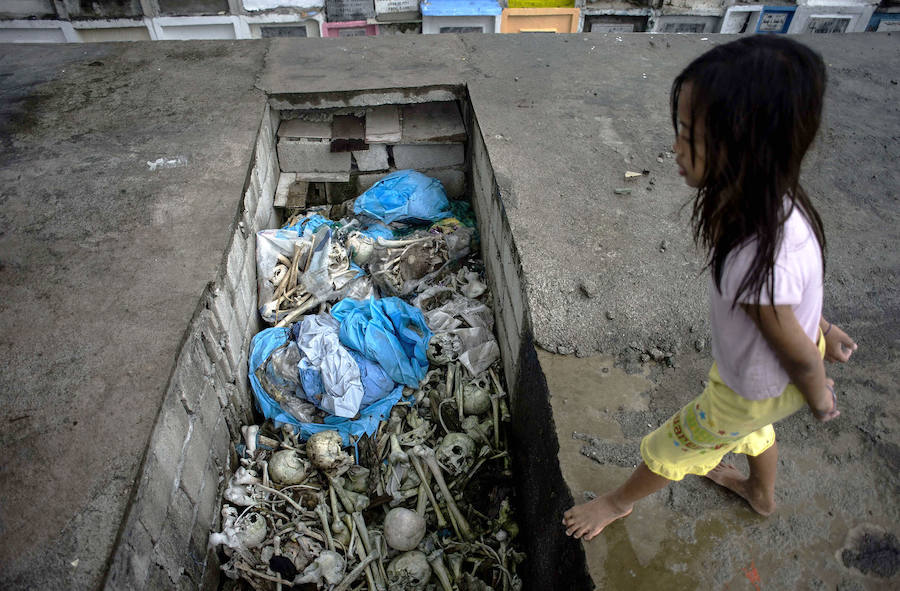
563,35,858,541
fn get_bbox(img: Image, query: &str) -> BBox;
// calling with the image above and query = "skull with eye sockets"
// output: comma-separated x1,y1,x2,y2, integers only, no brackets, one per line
435,432,476,476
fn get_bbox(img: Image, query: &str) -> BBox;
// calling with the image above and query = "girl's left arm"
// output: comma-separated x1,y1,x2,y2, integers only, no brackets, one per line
819,316,858,363
743,304,837,421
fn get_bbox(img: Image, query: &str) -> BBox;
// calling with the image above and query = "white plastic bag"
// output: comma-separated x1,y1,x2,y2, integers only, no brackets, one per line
294,314,365,418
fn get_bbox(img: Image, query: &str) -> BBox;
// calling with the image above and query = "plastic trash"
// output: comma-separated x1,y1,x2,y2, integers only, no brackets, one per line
359,221,394,240
331,296,432,388
353,170,452,224
301,226,335,302
454,327,500,377
414,289,494,332
249,327,407,445
283,212,335,236
291,314,365,418
255,228,311,323
348,349,396,407
264,340,303,399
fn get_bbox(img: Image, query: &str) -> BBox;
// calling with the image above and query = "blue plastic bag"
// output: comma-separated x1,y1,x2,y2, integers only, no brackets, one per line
331,296,432,388
358,221,394,240
349,349,396,407
249,327,406,445
283,213,334,236
353,170,452,224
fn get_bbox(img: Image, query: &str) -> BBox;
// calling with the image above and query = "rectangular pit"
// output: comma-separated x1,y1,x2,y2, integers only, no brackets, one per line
104,87,590,591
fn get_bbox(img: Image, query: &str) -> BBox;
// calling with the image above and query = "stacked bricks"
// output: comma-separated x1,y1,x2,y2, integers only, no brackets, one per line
275,101,468,217
103,104,280,591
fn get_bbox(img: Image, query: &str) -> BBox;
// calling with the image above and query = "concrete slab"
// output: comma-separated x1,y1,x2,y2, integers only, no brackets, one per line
352,143,390,171
277,117,332,139
0,31,897,591
401,100,467,143
392,143,465,169
365,104,402,143
0,40,268,589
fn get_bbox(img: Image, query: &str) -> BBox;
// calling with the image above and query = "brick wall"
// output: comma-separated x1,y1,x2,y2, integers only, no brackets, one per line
465,97,592,590
103,104,280,591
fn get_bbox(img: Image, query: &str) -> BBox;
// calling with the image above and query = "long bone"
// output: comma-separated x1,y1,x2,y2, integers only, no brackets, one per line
413,444,474,541
274,294,317,327
427,550,454,591
352,511,386,591
375,234,435,249
489,368,504,450
332,553,377,591
455,363,465,424
407,452,448,528
314,498,335,552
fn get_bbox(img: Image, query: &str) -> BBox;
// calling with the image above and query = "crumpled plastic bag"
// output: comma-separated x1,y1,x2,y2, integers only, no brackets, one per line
255,229,311,324
283,212,335,236
249,327,407,445
348,349,396,408
331,296,432,388
353,170,451,224
301,226,336,302
455,327,500,377
263,340,303,399
291,314,365,418
414,288,494,332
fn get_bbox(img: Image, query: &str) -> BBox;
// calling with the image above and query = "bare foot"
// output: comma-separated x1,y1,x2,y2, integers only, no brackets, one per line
705,462,775,516
562,495,633,541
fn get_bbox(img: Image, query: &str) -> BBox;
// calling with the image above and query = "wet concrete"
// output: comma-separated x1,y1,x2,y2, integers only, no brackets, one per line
545,345,900,589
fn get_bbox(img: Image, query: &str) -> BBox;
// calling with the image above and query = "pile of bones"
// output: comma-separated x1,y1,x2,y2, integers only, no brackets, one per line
210,171,525,591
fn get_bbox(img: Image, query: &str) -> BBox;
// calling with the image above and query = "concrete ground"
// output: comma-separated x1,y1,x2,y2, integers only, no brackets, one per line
1,32,898,589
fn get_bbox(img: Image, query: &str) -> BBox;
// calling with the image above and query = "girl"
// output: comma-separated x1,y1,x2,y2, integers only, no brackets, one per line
563,35,858,541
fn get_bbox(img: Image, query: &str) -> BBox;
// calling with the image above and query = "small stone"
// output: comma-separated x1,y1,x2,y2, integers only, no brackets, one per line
606,310,616,320
584,491,597,501
649,348,665,361
689,325,696,333
659,240,668,252
629,341,642,351
694,338,705,352
640,353,651,363
614,188,632,196
657,156,664,163
580,280,599,298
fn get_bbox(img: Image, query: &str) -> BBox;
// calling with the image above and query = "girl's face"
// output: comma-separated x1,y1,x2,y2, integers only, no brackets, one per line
674,84,706,188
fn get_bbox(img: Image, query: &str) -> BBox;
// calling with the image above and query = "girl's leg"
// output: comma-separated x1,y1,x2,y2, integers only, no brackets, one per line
706,440,778,516
563,462,671,541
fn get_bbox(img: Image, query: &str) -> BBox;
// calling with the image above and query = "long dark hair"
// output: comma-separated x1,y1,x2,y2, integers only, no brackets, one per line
672,36,827,309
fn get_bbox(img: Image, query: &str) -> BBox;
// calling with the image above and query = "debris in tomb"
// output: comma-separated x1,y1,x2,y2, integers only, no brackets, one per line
211,168,525,590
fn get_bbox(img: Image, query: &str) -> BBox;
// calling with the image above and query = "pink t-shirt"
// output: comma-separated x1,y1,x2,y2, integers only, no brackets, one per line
709,205,823,400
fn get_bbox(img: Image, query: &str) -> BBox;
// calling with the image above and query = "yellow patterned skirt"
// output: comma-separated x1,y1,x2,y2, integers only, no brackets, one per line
640,336,825,481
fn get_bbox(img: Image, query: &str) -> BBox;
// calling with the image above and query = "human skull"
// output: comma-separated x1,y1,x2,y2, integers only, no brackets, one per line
436,432,476,476
306,430,352,476
462,375,492,416
235,512,267,548
268,450,308,485
427,332,462,365
386,551,432,591
347,232,375,265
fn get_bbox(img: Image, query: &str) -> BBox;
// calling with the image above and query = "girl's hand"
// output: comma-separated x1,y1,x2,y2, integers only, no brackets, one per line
811,378,840,422
824,323,857,363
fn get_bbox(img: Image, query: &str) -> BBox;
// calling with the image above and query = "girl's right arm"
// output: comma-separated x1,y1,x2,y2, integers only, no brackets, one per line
742,304,838,422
